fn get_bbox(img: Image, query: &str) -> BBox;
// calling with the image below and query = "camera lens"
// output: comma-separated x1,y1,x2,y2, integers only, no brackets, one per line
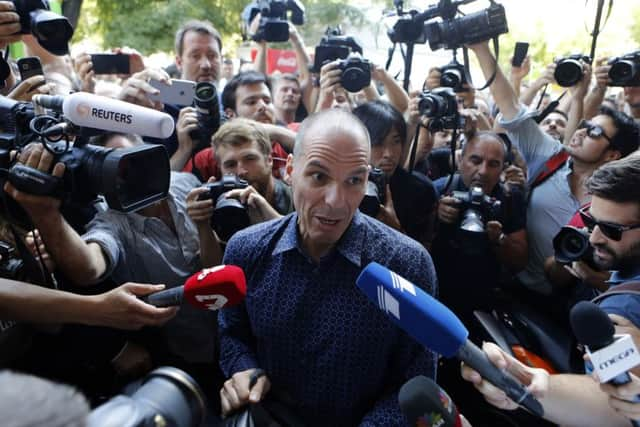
609,60,637,84
554,59,584,87
441,70,462,91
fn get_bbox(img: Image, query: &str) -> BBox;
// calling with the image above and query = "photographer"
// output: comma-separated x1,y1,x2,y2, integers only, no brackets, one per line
585,57,640,121
186,118,293,266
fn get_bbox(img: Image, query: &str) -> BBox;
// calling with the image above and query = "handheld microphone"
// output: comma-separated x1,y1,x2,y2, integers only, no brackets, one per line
35,92,175,139
144,265,246,311
570,301,640,426
399,376,463,427
356,262,544,417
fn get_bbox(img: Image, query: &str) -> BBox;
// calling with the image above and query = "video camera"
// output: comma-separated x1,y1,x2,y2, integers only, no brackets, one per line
198,175,250,242
553,226,598,269
87,366,206,427
245,0,305,42
0,94,171,229
554,54,591,87
189,82,221,145
12,0,74,55
608,50,640,87
359,167,386,218
418,87,463,132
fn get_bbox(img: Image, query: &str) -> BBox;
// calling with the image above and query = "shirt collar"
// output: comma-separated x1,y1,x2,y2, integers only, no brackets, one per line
272,211,365,267
608,265,640,285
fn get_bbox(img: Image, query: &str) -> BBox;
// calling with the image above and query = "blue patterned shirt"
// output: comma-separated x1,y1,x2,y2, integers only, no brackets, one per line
219,211,438,426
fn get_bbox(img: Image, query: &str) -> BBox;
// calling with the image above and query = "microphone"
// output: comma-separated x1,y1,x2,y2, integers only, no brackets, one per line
356,262,544,417
36,92,175,139
570,301,640,426
144,265,246,311
399,376,463,427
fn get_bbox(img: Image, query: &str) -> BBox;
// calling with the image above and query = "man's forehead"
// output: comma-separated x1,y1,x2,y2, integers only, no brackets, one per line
183,31,220,52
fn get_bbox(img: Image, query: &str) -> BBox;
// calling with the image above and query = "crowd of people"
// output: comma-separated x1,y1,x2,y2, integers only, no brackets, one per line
2,0,640,425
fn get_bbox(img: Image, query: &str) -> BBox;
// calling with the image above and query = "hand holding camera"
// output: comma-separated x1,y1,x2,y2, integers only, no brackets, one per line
186,186,215,229
564,260,610,290
437,195,461,225
176,106,199,155
118,68,170,110
225,185,281,224
7,75,53,101
569,62,592,100
73,53,97,93
0,1,21,49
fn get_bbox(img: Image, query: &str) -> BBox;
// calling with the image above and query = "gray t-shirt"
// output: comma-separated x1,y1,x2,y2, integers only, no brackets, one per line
499,107,581,294
83,172,215,363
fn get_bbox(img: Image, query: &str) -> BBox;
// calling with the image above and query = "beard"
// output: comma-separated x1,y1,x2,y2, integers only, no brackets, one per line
592,239,640,272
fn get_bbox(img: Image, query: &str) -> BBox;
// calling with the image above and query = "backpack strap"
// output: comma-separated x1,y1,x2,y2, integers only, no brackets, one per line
591,281,640,305
531,149,570,189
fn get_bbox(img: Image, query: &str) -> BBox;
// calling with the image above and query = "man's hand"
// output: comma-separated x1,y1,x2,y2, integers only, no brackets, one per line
225,186,281,224
89,283,178,330
609,315,640,371
220,368,271,417
570,62,592,100
73,53,96,93
425,67,442,91
486,220,504,246
376,185,402,231
510,55,531,82
3,144,65,222
502,164,526,191
564,260,611,291
593,57,611,90
25,229,55,272
186,187,214,228
461,342,550,411
437,196,461,224
316,60,342,111
599,372,640,422
176,107,199,154
118,68,169,110
7,75,55,101
0,1,21,49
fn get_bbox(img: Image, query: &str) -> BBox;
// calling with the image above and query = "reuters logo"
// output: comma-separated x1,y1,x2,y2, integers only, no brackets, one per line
76,103,91,118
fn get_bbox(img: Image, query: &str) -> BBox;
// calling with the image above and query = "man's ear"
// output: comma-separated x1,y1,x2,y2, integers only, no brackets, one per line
224,108,237,120
605,148,622,162
175,55,183,73
284,153,294,186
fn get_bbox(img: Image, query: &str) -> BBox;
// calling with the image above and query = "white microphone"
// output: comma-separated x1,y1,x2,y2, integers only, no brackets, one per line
59,92,175,139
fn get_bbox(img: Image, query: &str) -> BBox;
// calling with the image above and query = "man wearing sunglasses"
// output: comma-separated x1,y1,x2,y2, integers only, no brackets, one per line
461,155,640,426
468,42,640,314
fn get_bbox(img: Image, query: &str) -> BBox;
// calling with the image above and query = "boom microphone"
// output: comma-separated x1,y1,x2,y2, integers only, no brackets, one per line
399,376,463,427
34,92,175,139
144,265,246,311
356,262,544,417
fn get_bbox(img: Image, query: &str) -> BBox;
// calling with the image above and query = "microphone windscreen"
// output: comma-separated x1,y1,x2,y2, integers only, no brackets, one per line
570,301,615,350
183,265,246,311
62,92,175,139
399,376,460,427
356,262,467,358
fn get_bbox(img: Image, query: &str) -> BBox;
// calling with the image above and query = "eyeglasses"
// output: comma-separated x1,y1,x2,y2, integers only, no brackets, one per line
579,206,640,241
577,120,613,144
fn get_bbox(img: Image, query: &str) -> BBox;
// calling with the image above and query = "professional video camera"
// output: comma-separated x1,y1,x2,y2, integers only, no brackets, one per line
608,50,640,87
12,0,74,55
245,0,305,42
0,94,171,229
553,226,598,269
451,185,501,235
189,82,221,145
439,59,468,92
418,87,463,132
87,366,205,427
198,175,250,242
554,54,591,87
359,167,386,218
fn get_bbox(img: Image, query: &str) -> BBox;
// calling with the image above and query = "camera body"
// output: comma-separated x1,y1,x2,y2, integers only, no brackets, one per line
439,60,468,92
12,0,73,55
311,28,364,73
608,50,640,87
335,54,372,93
552,226,598,269
247,0,305,42
554,54,591,88
388,12,428,44
198,175,250,242
359,167,386,218
451,186,501,234
424,1,508,51
189,82,221,145
418,87,463,132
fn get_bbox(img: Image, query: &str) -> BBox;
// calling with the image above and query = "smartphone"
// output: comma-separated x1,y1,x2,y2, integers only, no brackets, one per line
512,42,529,67
149,79,196,106
17,56,44,81
90,53,131,75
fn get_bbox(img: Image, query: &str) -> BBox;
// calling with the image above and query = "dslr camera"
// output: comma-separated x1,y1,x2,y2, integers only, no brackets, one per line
451,186,501,234
189,82,221,145
552,226,598,269
359,167,386,218
245,0,305,42
554,54,591,87
418,87,463,132
12,0,73,55
439,59,468,92
608,50,640,87
87,367,205,427
336,53,372,93
198,175,250,242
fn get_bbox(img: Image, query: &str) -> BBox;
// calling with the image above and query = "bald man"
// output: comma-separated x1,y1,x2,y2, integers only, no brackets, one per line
218,109,437,426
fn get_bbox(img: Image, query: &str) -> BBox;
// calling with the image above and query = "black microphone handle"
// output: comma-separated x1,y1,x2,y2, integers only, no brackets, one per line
457,340,545,418
143,285,184,307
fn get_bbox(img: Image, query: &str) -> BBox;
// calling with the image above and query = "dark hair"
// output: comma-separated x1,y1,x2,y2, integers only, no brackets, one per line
352,101,407,147
221,71,271,112
586,154,640,208
549,109,568,121
461,131,508,163
599,106,640,158
174,20,222,57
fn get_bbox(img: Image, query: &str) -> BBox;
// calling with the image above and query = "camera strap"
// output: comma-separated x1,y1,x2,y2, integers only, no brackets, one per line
461,36,500,91
585,0,613,61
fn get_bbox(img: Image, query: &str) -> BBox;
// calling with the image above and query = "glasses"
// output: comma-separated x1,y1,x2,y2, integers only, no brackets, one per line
579,206,640,241
577,120,613,144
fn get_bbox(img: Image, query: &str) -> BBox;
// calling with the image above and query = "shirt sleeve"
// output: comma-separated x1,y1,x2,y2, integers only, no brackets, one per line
81,212,124,280
598,294,640,329
218,234,260,377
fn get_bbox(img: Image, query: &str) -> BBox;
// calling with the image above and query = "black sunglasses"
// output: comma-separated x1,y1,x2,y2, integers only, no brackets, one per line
577,120,613,144
579,206,640,241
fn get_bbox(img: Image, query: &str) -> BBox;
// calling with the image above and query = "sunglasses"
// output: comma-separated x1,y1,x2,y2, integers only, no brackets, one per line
577,120,613,144
579,206,640,241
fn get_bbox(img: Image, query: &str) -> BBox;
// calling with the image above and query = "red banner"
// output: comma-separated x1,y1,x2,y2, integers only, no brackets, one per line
250,48,299,74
